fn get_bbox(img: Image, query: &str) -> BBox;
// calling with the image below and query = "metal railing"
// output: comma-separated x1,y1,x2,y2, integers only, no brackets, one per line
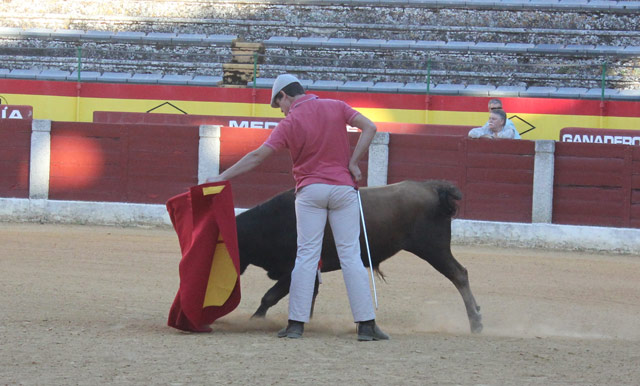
2,46,638,98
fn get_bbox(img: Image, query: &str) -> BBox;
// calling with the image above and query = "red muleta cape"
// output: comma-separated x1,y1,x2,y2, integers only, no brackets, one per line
166,181,241,332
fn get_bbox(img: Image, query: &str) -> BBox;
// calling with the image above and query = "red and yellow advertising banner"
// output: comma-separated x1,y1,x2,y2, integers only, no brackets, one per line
0,105,33,120
1,78,639,141
560,127,640,146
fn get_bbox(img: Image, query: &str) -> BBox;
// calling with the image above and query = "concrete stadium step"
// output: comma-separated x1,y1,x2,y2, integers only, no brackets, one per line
1,0,638,92
2,67,636,101
1,31,635,90
2,1,638,47
3,27,636,59
263,36,640,56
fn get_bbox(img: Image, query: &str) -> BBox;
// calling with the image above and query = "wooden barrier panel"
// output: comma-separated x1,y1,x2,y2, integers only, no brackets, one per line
48,122,199,203
387,134,464,183
0,119,31,198
554,142,640,228
375,122,472,136
93,111,282,129
93,111,473,136
387,134,535,223
464,139,535,223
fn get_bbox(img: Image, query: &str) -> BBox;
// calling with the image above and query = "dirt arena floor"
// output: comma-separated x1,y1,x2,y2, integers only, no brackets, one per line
1,222,640,385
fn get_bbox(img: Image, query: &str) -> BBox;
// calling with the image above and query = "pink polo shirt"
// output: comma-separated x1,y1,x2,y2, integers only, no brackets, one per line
264,94,360,191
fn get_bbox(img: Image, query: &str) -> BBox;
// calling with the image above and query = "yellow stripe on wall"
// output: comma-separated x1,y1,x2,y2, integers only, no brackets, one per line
3,93,639,141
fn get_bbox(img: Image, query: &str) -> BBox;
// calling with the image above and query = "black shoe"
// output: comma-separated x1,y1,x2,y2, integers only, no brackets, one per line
357,320,389,341
277,320,304,339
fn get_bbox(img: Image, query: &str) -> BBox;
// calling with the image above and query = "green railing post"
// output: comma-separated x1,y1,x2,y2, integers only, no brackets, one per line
76,46,82,82
426,58,431,95
601,62,607,101
253,53,258,88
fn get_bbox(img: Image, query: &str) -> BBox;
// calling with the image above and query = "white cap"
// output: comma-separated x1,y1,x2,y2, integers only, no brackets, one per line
270,74,301,108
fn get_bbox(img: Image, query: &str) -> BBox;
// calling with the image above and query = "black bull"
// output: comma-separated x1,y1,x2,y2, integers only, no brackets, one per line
236,179,483,333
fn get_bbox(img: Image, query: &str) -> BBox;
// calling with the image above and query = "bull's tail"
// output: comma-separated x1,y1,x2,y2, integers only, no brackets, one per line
434,181,462,217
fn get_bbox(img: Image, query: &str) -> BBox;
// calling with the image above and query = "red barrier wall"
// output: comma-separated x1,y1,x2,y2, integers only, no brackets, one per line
49,122,199,203
5,119,640,229
0,119,31,198
375,122,472,136
93,111,472,136
553,142,640,228
387,135,535,222
94,111,282,129
464,139,535,222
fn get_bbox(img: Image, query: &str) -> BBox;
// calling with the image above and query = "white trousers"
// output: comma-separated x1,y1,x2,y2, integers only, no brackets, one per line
289,183,375,323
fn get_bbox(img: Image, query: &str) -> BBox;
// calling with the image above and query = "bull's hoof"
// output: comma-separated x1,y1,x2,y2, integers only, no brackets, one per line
470,314,483,334
468,305,483,333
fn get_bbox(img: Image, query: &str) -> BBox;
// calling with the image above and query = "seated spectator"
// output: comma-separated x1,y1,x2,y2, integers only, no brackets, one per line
468,109,519,139
472,99,521,139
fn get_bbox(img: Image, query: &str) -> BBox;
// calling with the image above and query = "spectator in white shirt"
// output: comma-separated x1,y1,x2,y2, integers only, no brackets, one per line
469,99,521,139
468,108,519,139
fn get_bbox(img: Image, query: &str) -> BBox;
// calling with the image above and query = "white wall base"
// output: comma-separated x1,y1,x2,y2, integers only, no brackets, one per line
2,198,639,254
452,219,640,254
1,198,171,226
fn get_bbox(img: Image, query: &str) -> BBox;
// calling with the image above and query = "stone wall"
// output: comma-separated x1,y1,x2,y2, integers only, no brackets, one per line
1,0,638,89
0,37,232,77
4,0,638,45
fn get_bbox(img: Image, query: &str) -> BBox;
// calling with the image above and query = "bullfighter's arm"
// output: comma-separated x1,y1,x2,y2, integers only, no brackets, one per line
207,144,274,183
348,113,377,182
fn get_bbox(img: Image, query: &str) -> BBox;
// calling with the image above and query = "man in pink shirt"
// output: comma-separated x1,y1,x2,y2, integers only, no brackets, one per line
207,74,388,341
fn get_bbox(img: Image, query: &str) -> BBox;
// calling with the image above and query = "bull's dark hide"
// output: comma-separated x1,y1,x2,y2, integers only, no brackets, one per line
236,180,482,333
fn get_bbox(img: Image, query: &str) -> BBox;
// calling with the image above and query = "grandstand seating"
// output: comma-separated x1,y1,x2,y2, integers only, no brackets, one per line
0,0,638,99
